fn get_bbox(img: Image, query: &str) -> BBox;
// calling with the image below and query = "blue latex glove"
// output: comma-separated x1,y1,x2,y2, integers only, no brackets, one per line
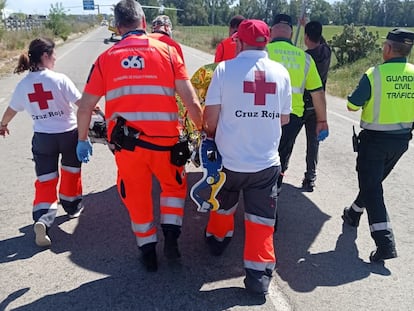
76,139,93,163
317,129,329,142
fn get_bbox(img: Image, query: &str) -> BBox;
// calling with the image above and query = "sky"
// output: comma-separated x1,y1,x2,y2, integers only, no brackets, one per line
4,0,117,16
4,0,337,17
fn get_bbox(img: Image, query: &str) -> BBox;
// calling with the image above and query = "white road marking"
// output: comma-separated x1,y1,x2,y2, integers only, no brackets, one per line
268,281,292,311
57,30,97,61
328,109,414,147
328,110,359,124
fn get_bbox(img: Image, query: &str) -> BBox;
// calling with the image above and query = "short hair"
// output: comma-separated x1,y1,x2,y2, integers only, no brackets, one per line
114,0,145,29
387,40,413,57
305,21,322,43
229,15,245,29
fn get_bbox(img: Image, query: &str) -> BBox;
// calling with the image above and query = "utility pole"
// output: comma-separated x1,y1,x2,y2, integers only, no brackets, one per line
294,0,306,46
211,0,214,25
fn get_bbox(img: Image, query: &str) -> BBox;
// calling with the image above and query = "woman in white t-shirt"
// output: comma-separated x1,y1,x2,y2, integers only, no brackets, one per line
0,37,84,247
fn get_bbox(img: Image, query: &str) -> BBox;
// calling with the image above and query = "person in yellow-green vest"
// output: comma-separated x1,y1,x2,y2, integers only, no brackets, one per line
342,28,414,262
266,14,329,193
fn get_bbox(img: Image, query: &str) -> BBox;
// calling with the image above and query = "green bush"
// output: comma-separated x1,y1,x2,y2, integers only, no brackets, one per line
329,24,379,67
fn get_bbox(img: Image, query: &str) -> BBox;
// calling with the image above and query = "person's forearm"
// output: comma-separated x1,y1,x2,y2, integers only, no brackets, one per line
186,103,203,130
311,90,327,121
77,107,91,141
203,105,220,138
76,93,101,140
1,107,18,126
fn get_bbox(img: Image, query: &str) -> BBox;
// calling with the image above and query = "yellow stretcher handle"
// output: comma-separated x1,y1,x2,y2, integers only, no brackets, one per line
207,171,226,211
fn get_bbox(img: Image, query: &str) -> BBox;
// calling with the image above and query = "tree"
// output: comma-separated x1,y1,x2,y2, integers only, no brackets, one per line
364,0,382,26
383,0,403,26
401,0,414,27
0,0,6,21
308,0,333,24
46,2,71,40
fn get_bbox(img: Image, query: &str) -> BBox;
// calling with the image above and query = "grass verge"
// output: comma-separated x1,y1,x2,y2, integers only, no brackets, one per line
1,25,413,99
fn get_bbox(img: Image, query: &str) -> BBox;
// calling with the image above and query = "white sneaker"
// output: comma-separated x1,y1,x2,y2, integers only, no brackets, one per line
34,222,51,247
68,202,84,219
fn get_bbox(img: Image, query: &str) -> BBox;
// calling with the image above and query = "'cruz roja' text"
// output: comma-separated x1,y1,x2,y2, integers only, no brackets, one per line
235,110,280,119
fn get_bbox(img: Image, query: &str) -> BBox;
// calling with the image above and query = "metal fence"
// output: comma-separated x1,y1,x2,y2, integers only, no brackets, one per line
2,19,47,31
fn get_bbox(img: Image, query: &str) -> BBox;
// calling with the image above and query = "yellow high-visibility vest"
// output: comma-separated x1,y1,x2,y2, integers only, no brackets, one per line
362,62,414,131
267,40,322,117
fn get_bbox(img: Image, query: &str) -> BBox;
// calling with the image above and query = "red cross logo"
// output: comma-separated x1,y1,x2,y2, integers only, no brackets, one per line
28,83,54,110
243,71,276,105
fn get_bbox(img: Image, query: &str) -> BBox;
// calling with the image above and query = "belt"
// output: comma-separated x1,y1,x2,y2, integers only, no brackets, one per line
134,138,173,151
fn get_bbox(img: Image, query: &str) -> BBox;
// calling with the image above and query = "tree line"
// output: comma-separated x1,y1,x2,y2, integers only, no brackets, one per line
1,0,413,28
139,0,414,27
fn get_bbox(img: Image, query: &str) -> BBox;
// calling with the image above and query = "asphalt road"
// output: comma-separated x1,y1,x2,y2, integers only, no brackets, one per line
0,26,413,311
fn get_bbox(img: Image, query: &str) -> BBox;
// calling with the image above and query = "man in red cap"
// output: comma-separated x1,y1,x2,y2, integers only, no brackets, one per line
203,19,292,296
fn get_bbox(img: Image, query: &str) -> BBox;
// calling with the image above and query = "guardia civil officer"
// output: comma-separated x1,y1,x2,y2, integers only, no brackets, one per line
343,28,414,262
266,14,329,193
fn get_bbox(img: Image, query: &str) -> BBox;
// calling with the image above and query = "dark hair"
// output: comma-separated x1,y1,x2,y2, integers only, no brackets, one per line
229,15,245,29
305,21,322,43
114,0,145,29
14,37,55,74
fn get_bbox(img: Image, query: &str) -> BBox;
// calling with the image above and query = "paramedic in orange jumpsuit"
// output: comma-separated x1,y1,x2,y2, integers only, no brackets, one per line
214,15,245,62
149,15,185,62
76,0,203,272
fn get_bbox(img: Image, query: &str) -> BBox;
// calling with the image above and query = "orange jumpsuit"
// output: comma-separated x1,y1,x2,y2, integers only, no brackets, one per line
149,31,185,62
214,37,237,62
84,30,189,247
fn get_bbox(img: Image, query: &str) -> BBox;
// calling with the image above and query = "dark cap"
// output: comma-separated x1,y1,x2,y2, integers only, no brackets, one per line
231,19,270,47
272,14,292,28
386,28,414,45
229,15,245,29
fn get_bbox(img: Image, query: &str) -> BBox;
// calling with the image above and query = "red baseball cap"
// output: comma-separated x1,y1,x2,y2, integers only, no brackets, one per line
232,19,270,47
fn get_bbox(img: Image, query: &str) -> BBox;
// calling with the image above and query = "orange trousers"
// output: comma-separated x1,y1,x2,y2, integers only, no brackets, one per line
115,146,187,247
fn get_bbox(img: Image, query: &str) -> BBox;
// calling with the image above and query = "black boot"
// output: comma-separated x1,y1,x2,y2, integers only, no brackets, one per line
342,206,361,227
369,245,397,262
205,234,231,256
140,242,158,272
162,224,181,260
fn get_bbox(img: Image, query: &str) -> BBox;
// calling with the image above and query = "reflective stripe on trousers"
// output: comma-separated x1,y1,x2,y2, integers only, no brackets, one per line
115,145,187,247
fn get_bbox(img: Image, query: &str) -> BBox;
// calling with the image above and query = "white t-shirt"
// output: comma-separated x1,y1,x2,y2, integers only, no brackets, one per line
205,50,292,172
9,69,81,134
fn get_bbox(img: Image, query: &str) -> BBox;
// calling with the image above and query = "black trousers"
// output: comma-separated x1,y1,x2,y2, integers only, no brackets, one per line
277,114,303,187
354,130,411,248
303,109,319,181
